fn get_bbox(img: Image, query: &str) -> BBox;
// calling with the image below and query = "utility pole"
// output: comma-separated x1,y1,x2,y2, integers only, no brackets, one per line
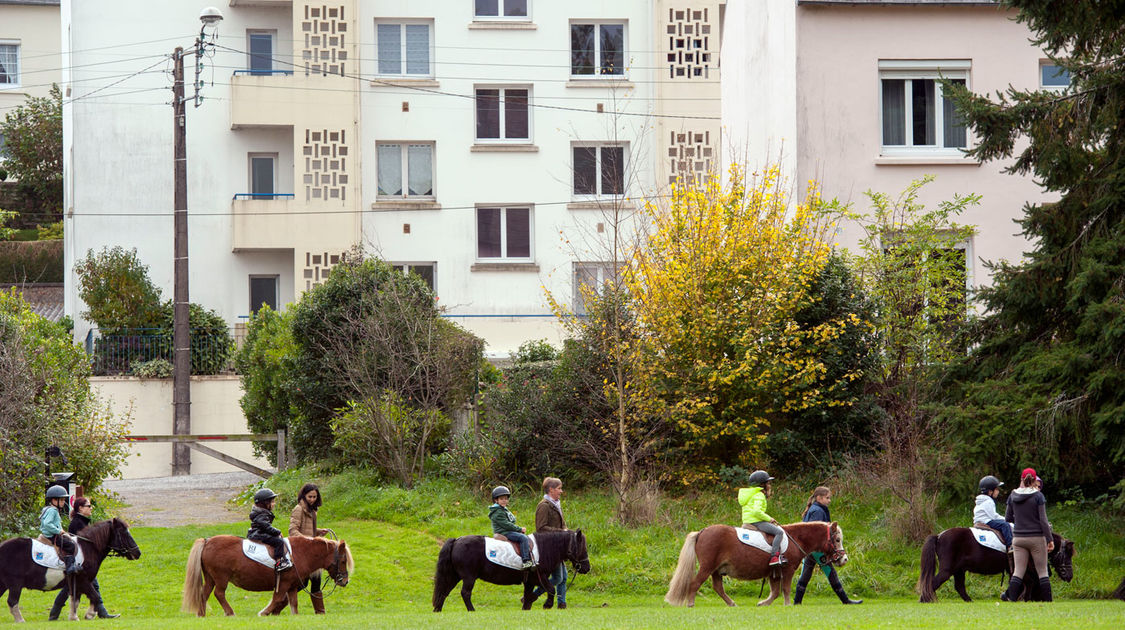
172,46,191,476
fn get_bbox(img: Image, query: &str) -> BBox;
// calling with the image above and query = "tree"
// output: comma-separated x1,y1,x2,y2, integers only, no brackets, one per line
940,0,1125,503
235,305,298,466
75,247,163,332
0,84,63,223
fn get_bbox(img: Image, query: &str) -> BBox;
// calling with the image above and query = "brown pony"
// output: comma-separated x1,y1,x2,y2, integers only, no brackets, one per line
665,522,848,607
181,535,354,616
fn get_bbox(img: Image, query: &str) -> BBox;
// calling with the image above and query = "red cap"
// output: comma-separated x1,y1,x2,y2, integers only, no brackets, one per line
1021,467,1037,479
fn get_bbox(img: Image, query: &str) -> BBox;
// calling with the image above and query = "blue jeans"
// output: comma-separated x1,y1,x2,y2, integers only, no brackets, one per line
503,531,531,562
531,563,567,604
987,519,1013,547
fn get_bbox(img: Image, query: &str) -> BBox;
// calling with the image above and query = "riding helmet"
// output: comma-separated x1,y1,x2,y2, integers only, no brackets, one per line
978,475,1003,493
254,488,278,503
491,486,511,500
747,470,774,487
45,485,69,500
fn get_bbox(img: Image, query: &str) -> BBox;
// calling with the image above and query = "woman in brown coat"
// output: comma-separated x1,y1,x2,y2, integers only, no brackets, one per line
289,483,329,613
529,477,568,608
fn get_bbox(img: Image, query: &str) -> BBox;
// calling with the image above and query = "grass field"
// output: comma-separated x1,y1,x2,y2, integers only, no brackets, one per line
5,469,1124,628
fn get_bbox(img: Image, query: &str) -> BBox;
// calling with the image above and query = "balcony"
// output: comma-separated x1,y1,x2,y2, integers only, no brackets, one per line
231,196,355,252
228,1,291,7
230,71,297,129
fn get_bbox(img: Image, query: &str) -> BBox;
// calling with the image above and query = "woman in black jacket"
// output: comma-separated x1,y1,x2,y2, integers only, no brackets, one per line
47,497,119,620
793,486,861,605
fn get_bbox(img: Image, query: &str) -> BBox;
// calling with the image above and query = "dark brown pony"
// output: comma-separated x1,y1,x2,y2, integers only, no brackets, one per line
665,522,848,607
917,529,1074,602
0,518,140,622
181,535,354,616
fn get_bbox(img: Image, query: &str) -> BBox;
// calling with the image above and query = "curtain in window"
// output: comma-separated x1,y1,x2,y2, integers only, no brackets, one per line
881,79,905,145
0,45,17,84
377,24,401,74
377,144,402,196
601,146,625,194
475,0,499,16
943,79,967,148
600,25,624,75
477,208,502,258
407,144,432,196
573,264,601,317
505,208,530,258
911,79,935,146
476,89,500,138
504,89,529,139
504,0,528,17
573,147,597,194
405,25,429,75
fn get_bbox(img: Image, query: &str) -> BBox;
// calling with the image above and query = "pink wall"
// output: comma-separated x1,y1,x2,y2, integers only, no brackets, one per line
796,4,1053,286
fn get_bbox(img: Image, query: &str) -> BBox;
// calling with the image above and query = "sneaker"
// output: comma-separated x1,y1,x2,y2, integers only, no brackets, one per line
768,553,786,567
275,558,293,572
521,559,536,570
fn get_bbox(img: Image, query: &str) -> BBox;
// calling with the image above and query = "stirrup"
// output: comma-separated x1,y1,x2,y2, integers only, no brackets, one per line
768,554,786,567
275,559,293,572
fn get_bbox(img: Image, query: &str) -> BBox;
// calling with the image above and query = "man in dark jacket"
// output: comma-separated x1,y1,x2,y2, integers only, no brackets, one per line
247,488,292,571
530,477,568,608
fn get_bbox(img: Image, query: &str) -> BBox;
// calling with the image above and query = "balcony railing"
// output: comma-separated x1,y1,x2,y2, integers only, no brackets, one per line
233,193,295,200
233,69,294,76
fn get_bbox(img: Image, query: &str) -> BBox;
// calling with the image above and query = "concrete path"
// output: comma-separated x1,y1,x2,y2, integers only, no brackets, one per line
102,472,260,527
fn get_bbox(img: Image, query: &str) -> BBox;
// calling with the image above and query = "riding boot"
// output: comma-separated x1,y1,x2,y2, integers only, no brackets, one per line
1038,577,1052,602
94,603,120,619
1001,576,1023,602
793,585,806,605
828,571,862,604
311,592,326,614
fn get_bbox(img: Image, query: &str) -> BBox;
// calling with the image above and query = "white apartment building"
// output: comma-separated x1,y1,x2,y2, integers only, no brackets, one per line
62,0,722,355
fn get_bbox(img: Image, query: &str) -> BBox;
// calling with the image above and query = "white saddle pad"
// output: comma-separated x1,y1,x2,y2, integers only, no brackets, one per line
734,527,789,554
242,538,292,568
970,527,1007,553
484,535,540,570
31,536,85,570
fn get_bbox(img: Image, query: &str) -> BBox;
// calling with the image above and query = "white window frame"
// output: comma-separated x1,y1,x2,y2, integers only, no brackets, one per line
474,85,532,143
572,143,628,199
0,41,19,88
878,60,970,157
569,21,628,78
248,153,278,199
376,141,435,199
573,261,620,317
390,262,437,292
246,30,276,74
473,0,532,21
374,19,435,78
1039,60,1071,92
475,205,534,262
249,275,280,314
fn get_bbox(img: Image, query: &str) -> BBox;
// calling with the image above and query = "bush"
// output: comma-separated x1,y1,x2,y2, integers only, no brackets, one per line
235,306,298,466
37,221,63,240
332,390,450,488
75,246,163,331
130,358,172,378
0,240,63,283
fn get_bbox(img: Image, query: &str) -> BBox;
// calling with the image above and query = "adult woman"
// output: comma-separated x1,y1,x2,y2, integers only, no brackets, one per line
48,497,119,620
1002,468,1054,602
530,477,568,608
793,486,861,605
289,483,329,613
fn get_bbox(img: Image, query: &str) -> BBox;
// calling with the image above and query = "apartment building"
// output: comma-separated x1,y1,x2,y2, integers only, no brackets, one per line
723,0,1058,292
0,0,60,150
62,0,722,355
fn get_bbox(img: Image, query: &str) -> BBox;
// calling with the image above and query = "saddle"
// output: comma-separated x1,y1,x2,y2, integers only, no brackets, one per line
492,533,535,557
973,522,1004,538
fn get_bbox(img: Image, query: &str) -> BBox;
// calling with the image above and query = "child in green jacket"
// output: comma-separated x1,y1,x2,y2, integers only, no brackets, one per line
738,470,786,566
489,485,534,569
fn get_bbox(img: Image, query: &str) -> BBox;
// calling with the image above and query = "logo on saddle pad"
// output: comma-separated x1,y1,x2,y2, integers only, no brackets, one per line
970,528,1006,553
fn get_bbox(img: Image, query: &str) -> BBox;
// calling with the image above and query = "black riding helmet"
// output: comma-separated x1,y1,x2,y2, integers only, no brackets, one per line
979,475,1003,493
254,488,278,504
747,470,774,487
491,485,511,500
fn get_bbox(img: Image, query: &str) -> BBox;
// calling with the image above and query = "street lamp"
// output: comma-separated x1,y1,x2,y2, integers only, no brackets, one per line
171,7,222,475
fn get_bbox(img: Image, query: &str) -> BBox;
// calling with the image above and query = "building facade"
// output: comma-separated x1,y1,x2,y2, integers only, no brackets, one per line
62,0,723,356
0,0,60,153
723,0,1058,292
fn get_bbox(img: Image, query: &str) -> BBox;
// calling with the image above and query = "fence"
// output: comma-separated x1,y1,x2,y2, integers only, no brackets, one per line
86,327,239,376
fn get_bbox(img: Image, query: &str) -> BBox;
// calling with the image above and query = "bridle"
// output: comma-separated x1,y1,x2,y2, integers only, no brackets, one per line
565,531,590,589
293,538,348,598
822,523,847,565
78,521,139,558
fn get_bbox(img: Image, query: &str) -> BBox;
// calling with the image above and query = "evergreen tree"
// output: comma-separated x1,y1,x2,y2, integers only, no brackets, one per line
940,1,1125,502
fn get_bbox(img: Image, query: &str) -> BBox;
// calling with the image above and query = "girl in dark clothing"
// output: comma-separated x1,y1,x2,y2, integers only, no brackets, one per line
48,497,119,620
247,488,292,572
793,486,862,605
1002,468,1054,602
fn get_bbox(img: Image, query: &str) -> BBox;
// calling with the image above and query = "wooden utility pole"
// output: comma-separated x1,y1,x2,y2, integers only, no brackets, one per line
172,46,191,476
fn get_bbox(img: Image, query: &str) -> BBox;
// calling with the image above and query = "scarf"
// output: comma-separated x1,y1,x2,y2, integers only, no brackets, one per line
544,494,563,518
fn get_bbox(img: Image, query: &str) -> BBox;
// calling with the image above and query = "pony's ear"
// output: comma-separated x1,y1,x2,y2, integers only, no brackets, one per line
830,521,839,533
1067,541,1075,556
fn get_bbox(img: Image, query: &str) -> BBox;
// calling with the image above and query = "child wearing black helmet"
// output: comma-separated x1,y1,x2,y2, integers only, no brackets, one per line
974,475,1013,551
738,470,786,567
489,485,535,569
247,488,292,572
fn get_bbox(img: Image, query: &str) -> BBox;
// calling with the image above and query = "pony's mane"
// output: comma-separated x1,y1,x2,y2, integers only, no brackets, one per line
76,518,116,548
532,531,575,570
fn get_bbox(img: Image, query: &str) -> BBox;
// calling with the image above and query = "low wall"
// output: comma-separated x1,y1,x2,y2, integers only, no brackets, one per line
92,375,272,479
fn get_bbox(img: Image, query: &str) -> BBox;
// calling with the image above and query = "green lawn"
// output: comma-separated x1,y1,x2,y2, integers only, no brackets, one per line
6,470,1123,628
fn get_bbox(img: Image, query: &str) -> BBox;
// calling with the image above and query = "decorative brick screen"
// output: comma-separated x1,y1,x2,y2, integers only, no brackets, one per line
301,250,343,291
301,4,348,76
667,129,714,185
302,128,349,201
665,7,714,79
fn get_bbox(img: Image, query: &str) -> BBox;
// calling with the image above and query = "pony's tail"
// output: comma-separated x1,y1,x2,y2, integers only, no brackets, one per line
664,531,700,606
431,539,457,612
181,538,206,615
917,534,939,603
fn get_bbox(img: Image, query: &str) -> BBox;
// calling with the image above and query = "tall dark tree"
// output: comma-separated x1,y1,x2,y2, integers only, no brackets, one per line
940,1,1125,502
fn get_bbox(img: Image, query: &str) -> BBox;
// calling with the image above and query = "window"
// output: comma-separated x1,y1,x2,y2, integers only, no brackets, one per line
1040,62,1071,91
391,263,436,291
573,144,625,196
376,21,433,77
570,23,625,76
879,61,969,154
476,206,531,260
377,142,434,198
475,87,530,141
0,42,18,86
573,262,619,316
249,276,279,314
249,154,277,199
474,0,528,19
247,31,275,74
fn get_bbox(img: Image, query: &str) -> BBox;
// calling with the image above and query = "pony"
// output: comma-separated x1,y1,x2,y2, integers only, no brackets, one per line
432,530,591,612
181,534,354,616
917,529,1074,602
0,518,141,622
665,521,848,607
